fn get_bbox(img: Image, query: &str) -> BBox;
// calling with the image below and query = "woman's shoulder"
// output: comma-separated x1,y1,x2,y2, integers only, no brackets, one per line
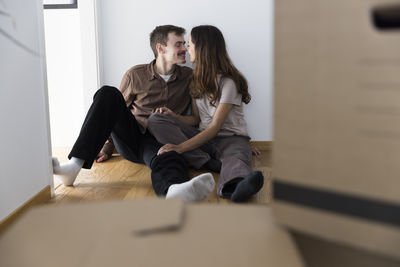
218,75,237,91
218,76,238,93
218,76,242,105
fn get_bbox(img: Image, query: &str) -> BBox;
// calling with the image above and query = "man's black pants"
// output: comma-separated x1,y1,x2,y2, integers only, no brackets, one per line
68,86,189,195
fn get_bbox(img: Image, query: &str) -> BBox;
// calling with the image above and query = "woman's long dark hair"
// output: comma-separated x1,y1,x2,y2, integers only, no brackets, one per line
190,25,251,105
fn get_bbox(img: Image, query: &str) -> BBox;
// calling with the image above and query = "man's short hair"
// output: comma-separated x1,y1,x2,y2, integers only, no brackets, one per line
150,25,186,58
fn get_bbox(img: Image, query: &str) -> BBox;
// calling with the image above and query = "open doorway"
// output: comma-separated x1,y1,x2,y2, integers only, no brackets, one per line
43,3,85,148
43,0,99,189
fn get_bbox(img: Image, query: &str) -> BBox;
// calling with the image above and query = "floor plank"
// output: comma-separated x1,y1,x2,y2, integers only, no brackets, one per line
49,147,272,205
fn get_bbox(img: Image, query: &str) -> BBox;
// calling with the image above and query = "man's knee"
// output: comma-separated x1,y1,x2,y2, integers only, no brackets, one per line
93,85,121,100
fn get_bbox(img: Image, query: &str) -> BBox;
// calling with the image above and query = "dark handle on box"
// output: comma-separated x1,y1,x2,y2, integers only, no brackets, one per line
372,5,400,29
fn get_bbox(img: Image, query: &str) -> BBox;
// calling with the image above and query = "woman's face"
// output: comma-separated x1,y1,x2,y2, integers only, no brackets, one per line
188,35,196,63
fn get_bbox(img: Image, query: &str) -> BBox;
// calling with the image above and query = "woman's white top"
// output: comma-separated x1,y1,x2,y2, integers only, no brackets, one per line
195,76,249,137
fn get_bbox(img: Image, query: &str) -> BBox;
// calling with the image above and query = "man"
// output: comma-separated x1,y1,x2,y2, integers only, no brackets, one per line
52,25,216,202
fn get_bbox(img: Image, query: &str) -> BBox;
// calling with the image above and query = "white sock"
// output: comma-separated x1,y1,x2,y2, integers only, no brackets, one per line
52,157,84,186
166,173,215,202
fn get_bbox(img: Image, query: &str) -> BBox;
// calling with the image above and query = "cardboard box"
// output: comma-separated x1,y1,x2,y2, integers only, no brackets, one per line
0,198,304,267
291,231,400,267
272,0,400,262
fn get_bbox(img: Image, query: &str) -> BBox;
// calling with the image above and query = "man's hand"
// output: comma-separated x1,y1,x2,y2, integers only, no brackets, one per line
157,143,183,155
251,146,261,156
95,152,110,163
154,107,176,117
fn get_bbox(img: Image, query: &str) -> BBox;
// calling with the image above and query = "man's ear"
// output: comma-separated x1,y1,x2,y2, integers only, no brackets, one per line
156,43,164,55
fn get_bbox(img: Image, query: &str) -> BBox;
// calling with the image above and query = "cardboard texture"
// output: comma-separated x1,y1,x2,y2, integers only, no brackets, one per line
292,231,400,267
0,198,304,267
273,0,400,261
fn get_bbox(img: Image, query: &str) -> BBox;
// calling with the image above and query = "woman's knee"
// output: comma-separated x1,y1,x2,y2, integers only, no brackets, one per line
148,113,175,128
220,150,251,165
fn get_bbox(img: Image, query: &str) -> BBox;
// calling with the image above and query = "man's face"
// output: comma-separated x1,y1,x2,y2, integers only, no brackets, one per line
160,33,187,64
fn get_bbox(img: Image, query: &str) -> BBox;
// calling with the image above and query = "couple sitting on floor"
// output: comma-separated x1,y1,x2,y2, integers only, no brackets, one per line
53,24,264,203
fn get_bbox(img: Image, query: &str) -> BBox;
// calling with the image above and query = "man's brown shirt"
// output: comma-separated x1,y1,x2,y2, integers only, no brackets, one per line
101,60,192,155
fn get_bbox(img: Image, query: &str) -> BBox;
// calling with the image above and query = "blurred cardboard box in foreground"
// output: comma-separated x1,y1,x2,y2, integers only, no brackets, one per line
0,198,304,267
272,0,400,266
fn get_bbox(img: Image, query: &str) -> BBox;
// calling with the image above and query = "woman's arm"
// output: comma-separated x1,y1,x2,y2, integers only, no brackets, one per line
157,103,233,155
155,97,200,126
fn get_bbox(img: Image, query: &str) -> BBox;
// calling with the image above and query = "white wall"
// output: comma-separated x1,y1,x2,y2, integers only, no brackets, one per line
79,0,100,112
97,0,274,141
44,8,85,147
0,0,52,221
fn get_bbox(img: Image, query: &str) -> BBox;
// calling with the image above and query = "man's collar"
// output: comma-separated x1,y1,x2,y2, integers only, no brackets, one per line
148,60,181,81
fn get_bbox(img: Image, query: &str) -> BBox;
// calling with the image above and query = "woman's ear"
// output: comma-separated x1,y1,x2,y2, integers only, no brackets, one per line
156,43,164,55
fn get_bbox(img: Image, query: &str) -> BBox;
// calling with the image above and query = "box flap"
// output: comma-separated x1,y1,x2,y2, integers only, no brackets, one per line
83,204,304,267
0,198,184,267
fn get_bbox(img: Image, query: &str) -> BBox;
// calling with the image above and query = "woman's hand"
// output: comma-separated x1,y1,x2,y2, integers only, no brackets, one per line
157,143,184,155
154,106,176,117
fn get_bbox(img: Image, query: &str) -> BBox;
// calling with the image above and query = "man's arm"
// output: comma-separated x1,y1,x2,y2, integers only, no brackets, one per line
120,72,135,108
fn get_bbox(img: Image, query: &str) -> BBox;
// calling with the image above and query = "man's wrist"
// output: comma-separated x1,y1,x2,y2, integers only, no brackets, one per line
100,150,112,157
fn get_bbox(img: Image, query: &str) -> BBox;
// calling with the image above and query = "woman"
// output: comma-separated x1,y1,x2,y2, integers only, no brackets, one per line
147,25,263,202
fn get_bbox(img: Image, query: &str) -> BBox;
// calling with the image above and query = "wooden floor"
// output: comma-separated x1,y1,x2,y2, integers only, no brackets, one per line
48,147,272,205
